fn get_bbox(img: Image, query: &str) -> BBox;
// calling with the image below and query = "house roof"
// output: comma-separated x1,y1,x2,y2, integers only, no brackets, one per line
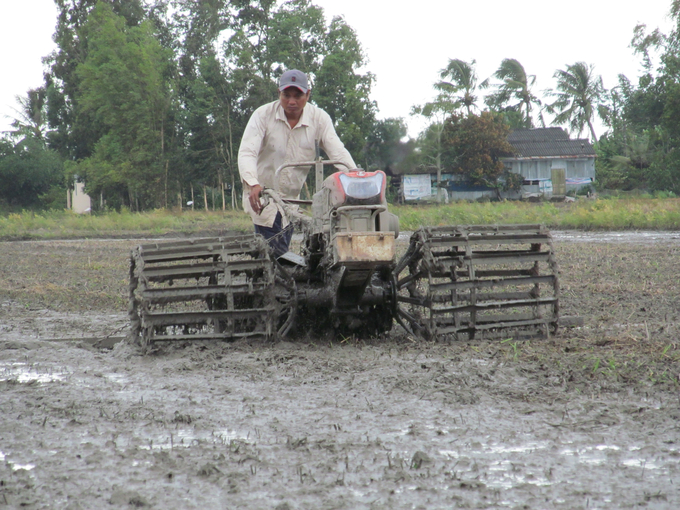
507,127,596,158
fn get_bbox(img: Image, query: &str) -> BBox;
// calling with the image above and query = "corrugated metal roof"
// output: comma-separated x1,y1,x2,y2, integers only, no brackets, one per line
508,127,568,143
507,128,596,158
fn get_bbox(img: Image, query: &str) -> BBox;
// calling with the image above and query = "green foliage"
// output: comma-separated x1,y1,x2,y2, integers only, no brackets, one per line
2,196,680,239
391,197,680,231
410,59,487,176
312,16,377,159
597,9,680,195
182,54,242,204
502,170,524,192
3,197,680,239
545,62,604,142
484,58,541,128
441,111,515,187
26,0,680,212
0,138,65,209
71,2,175,210
6,88,49,142
216,0,376,167
406,121,444,175
29,0,381,212
414,58,482,121
45,0,147,160
364,117,410,171
0,208,252,240
595,128,667,191
435,59,481,114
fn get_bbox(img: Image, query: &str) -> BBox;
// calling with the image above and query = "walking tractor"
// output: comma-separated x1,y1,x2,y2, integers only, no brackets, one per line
128,160,560,347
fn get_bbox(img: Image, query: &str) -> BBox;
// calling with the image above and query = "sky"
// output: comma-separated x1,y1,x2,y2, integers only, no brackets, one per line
0,0,675,140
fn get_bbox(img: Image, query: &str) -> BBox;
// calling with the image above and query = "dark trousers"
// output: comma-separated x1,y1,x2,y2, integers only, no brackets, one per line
254,212,293,258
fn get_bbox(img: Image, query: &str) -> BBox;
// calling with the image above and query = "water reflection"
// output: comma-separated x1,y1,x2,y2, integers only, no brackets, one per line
136,428,250,451
0,362,67,384
0,451,35,472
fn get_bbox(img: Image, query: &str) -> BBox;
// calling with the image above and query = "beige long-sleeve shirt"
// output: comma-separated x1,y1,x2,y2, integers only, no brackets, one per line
238,100,357,227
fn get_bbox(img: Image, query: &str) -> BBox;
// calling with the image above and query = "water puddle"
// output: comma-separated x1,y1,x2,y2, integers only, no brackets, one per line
561,444,676,472
440,440,549,458
391,231,680,245
552,230,680,244
103,373,130,385
0,451,35,472
0,362,68,384
136,428,250,451
486,441,549,454
437,439,680,497
487,459,552,489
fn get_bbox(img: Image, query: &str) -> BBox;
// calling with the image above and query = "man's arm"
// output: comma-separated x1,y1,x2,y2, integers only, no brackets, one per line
238,109,266,213
238,111,264,188
317,110,357,171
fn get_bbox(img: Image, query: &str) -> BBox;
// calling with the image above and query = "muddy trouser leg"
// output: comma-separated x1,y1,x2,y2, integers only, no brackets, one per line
254,212,293,258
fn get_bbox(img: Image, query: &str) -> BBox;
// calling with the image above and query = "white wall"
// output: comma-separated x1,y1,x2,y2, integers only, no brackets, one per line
71,182,91,214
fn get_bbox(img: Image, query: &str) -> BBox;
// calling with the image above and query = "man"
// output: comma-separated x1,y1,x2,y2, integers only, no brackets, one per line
238,69,357,257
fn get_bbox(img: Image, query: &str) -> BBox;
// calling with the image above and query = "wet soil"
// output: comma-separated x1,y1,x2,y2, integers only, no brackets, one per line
1,233,679,509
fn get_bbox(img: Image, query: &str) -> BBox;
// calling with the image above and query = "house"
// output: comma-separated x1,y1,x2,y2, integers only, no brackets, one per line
69,181,92,214
503,127,596,197
398,126,596,202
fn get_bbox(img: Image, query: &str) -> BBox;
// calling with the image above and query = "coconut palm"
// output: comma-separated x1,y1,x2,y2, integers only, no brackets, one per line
6,87,48,142
484,58,541,128
434,58,480,114
546,62,604,142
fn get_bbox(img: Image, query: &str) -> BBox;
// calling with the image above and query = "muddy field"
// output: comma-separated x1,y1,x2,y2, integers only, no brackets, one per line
1,233,679,509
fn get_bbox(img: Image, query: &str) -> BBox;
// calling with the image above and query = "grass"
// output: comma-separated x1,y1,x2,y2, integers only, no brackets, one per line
496,334,680,388
0,208,252,240
1,197,679,240
392,197,680,231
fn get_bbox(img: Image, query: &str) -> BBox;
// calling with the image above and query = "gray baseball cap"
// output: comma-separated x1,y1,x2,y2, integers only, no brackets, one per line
278,70,309,93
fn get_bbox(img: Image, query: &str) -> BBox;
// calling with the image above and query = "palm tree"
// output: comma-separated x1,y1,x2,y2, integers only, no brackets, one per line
410,101,450,203
434,58,480,114
484,58,541,128
6,87,48,142
546,62,604,142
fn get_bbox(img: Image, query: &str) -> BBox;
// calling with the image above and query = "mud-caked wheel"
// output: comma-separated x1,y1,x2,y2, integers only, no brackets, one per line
367,304,395,336
392,235,435,340
273,262,297,339
393,225,559,341
129,234,298,346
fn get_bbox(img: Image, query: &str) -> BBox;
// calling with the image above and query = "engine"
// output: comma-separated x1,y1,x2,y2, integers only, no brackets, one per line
311,170,399,238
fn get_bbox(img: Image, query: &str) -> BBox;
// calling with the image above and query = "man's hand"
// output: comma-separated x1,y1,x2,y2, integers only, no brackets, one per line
248,184,264,214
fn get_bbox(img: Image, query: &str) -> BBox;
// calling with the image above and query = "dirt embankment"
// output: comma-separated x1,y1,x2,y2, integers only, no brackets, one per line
0,235,679,509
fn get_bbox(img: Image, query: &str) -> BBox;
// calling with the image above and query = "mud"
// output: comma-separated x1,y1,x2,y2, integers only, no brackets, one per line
1,234,679,509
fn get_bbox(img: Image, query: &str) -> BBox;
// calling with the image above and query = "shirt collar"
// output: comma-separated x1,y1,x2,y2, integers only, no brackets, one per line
276,101,309,128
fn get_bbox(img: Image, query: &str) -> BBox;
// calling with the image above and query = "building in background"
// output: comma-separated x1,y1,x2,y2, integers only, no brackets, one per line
70,182,91,213
503,127,596,198
398,127,596,202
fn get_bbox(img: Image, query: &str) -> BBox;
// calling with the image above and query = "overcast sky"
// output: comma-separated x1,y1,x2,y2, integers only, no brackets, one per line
0,0,674,139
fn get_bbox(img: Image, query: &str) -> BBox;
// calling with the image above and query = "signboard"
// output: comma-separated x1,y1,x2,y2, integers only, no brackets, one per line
403,174,432,201
539,179,553,197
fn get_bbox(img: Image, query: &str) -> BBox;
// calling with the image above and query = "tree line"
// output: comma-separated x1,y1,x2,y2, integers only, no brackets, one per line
2,0,680,211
